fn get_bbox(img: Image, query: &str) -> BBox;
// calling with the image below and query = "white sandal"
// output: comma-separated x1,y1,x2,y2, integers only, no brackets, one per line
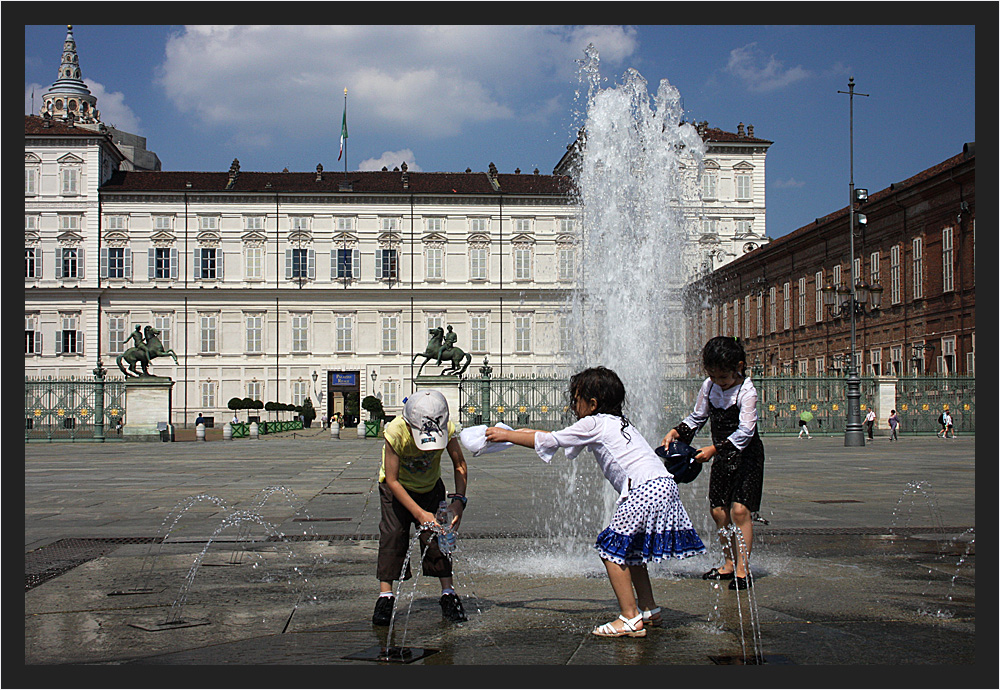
642,607,662,627
592,613,646,638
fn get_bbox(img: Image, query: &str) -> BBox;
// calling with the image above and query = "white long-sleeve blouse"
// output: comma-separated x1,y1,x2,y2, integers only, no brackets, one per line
533,413,671,499
681,377,759,451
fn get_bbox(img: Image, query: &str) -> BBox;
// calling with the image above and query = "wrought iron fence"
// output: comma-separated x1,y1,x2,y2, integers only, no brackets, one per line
895,376,975,435
458,374,975,437
25,375,126,442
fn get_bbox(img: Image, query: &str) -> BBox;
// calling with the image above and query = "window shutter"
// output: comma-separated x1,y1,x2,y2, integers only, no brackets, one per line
170,248,178,279
100,248,109,279
35,332,43,353
375,249,383,279
353,249,360,279
308,249,316,279
194,249,202,279
148,248,155,279
331,250,337,279
218,249,224,280
55,331,63,354
124,248,132,280
56,248,64,278
36,250,43,279
78,248,85,279
77,331,84,354
285,249,293,280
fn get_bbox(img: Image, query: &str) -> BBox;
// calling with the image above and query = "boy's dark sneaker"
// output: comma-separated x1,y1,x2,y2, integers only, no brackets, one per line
372,595,395,626
439,592,467,622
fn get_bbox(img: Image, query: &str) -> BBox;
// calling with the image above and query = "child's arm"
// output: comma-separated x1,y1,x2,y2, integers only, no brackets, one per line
484,426,538,449
445,437,468,528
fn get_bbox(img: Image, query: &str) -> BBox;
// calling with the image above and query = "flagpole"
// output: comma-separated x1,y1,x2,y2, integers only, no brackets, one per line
342,88,348,174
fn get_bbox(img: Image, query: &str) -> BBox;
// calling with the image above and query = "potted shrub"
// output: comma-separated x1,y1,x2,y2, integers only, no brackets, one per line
300,398,316,428
362,395,385,438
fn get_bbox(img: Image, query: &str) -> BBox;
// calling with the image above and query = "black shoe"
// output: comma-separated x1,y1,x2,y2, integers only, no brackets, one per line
372,595,395,625
702,567,735,581
440,592,467,622
729,576,753,590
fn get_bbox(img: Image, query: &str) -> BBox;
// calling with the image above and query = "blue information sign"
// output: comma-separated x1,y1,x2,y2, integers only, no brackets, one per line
329,372,357,387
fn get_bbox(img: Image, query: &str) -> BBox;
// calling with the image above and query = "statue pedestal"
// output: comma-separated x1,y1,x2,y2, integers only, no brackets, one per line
414,375,462,431
123,377,174,442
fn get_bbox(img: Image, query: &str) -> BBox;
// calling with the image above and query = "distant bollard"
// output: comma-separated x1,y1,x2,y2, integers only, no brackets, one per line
357,423,366,439
249,422,259,440
330,421,340,439
223,423,233,441
196,423,206,441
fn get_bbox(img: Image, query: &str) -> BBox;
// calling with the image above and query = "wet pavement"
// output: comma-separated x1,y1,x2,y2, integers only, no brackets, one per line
23,430,979,682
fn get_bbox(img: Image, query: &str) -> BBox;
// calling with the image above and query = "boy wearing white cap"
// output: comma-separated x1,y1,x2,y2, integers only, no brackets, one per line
373,389,470,625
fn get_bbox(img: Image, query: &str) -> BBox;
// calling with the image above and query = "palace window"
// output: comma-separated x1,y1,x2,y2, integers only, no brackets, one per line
291,313,309,353
245,245,264,281
941,226,954,293
56,247,82,279
514,246,533,281
335,315,354,353
200,313,218,354
381,313,399,353
25,247,40,279
56,313,83,355
108,313,128,355
558,246,576,281
101,247,131,280
149,247,178,280
195,247,221,280
286,247,315,280
425,246,443,280
701,172,718,199
912,237,923,299
469,247,488,280
245,313,264,354
469,314,488,353
201,381,216,409
735,174,752,201
25,314,41,354
815,271,824,322
375,248,398,281
514,313,532,353
153,313,173,350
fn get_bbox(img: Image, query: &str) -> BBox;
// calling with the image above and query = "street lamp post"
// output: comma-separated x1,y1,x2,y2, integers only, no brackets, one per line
837,76,870,447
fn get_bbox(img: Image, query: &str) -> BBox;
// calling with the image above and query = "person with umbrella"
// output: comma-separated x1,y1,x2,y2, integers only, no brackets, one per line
798,409,813,439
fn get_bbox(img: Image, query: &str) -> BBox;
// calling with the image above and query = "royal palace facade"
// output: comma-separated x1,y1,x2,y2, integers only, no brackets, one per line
26,26,774,428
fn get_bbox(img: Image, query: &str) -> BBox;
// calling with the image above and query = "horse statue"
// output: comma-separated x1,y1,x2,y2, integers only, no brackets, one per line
412,326,472,377
117,325,179,377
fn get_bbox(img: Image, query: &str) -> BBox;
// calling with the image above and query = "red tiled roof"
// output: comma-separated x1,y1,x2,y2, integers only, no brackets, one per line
702,127,772,145
101,169,574,196
25,114,109,138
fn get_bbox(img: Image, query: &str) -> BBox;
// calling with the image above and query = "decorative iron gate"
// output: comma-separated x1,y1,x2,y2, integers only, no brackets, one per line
895,376,975,434
25,376,126,442
457,374,974,437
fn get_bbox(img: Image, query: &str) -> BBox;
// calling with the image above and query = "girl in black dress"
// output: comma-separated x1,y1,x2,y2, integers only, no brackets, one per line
662,336,766,591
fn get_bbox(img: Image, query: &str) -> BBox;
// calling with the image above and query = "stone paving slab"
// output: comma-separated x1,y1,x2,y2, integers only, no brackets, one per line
23,433,981,681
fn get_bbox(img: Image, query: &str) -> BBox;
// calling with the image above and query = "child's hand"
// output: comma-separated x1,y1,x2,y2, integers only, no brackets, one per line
484,426,508,443
694,445,716,463
661,428,680,447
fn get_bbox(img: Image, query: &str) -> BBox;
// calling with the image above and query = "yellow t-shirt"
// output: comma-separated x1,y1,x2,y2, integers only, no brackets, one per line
379,416,457,493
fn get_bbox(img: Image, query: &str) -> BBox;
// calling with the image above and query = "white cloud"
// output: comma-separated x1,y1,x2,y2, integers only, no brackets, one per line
726,43,810,93
773,177,806,189
156,25,639,146
358,150,422,172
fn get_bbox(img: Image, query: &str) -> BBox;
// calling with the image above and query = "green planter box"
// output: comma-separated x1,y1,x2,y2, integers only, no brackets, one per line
364,420,381,438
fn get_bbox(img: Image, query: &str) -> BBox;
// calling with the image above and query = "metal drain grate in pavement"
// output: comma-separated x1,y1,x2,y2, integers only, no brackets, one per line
25,537,158,592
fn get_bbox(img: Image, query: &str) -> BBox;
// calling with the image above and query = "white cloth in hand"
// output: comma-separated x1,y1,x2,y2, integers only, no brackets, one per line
459,423,514,456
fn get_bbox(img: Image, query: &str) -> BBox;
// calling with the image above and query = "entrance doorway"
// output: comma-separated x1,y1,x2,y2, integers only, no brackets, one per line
328,370,361,427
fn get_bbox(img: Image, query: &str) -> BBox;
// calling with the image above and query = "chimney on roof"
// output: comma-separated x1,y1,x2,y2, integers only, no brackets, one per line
401,161,409,189
315,163,323,181
534,168,539,175
487,162,500,191
747,124,754,138
737,122,745,137
225,158,240,190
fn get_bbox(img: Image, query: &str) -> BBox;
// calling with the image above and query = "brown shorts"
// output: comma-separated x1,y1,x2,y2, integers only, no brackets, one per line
376,479,451,582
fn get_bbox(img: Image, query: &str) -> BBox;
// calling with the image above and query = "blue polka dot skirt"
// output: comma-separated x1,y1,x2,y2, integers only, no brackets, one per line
595,476,706,565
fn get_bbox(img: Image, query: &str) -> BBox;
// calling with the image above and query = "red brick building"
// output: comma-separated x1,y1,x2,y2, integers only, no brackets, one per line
688,143,975,378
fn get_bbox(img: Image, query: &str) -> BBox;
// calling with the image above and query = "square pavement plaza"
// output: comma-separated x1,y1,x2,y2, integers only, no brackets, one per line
23,431,979,682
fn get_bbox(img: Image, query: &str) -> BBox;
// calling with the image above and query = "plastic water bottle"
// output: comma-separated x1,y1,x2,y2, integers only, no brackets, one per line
435,500,457,555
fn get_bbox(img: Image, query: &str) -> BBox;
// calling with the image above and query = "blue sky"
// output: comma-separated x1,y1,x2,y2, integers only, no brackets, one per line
24,20,980,239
